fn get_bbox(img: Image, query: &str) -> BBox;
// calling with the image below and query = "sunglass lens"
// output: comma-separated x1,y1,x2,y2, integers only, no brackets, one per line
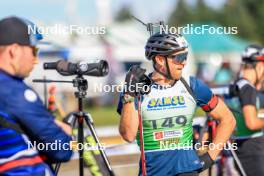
174,53,187,62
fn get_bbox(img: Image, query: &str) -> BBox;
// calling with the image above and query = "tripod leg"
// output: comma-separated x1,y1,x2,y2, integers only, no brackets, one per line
54,163,61,175
83,114,115,176
77,115,84,176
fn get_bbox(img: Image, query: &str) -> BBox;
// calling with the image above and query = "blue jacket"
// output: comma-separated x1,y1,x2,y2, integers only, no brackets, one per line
0,70,72,176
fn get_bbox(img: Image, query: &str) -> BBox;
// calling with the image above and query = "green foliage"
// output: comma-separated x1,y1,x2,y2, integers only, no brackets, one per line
115,6,133,22
84,106,120,126
168,0,194,26
219,1,258,41
194,0,217,23
241,0,264,43
168,0,264,44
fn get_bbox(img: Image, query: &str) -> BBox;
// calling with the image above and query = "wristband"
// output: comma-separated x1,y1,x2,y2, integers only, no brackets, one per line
121,94,135,104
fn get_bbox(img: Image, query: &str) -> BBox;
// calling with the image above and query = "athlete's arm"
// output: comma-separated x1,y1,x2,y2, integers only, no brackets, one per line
117,66,147,143
190,77,236,160
240,84,264,130
119,97,139,142
242,106,264,130
207,98,236,160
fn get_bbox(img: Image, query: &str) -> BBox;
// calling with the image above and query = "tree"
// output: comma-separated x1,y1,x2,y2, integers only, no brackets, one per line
193,0,217,23
168,0,264,44
169,0,217,25
241,0,264,43
219,0,259,42
168,0,194,26
115,6,133,22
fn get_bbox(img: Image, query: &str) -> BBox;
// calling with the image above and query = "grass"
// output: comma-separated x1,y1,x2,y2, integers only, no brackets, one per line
85,106,120,126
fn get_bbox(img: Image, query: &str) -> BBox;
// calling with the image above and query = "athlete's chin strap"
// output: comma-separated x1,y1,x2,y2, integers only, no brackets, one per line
152,56,179,83
164,57,173,80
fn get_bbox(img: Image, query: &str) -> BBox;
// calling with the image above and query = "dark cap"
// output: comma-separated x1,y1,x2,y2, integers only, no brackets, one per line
0,16,43,46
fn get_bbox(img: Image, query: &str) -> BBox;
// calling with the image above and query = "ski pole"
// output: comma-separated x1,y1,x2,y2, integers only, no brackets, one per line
137,95,147,176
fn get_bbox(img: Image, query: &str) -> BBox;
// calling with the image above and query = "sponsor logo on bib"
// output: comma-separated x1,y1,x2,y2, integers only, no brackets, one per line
147,96,186,109
153,130,183,141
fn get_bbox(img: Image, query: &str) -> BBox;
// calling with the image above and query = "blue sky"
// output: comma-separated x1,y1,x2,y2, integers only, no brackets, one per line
0,0,226,24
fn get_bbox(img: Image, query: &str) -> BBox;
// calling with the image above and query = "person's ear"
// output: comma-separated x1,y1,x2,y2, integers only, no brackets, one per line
8,44,21,73
155,55,165,66
9,44,20,60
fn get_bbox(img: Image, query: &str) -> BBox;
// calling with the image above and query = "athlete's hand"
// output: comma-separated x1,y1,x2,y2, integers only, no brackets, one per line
124,65,151,97
198,152,214,172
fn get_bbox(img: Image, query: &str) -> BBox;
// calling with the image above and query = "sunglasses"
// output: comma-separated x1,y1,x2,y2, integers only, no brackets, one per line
168,52,188,63
31,47,39,57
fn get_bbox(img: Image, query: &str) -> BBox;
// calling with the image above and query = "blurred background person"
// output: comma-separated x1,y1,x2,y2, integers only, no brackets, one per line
225,44,264,176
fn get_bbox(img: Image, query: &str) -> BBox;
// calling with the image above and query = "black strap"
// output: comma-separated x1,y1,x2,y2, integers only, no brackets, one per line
152,59,168,79
0,115,24,134
180,77,197,103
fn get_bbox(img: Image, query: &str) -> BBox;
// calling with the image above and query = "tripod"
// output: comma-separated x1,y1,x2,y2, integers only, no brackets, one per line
33,75,115,176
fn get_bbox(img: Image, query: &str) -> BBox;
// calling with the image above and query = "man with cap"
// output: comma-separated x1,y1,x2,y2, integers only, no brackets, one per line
0,16,72,176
